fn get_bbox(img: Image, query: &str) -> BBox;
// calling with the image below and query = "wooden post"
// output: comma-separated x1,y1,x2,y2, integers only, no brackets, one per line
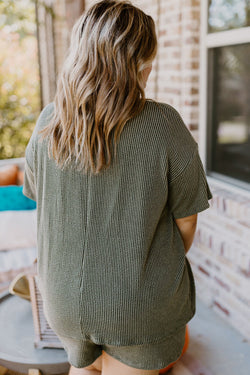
35,0,57,108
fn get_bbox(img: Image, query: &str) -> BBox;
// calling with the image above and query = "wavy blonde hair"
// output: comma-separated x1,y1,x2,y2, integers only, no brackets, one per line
38,0,157,174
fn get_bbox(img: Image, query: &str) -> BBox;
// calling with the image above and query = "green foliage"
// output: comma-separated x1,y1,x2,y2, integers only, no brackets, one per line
0,0,41,160
0,0,36,39
0,0,55,36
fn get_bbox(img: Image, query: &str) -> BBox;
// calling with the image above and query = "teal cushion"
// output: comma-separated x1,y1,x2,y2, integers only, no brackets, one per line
0,185,36,211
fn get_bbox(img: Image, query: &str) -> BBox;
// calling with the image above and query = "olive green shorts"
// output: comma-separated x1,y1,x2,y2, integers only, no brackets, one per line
56,325,186,371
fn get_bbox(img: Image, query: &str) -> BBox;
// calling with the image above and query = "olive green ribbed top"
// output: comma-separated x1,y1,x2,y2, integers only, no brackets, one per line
23,99,212,346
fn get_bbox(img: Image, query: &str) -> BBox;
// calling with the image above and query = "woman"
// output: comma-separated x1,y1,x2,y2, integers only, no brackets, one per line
23,1,212,374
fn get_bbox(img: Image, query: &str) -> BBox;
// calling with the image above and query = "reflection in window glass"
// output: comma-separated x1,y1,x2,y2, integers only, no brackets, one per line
208,43,250,184
208,0,250,33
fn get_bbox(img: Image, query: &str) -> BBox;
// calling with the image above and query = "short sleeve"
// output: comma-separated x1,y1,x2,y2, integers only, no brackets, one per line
22,102,54,202
23,160,36,201
22,138,37,202
167,145,213,219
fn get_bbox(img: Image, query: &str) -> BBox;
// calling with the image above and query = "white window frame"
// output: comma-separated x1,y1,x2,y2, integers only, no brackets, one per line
199,0,250,196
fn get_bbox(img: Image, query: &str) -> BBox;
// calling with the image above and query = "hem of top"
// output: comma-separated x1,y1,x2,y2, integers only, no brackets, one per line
54,323,187,346
173,201,211,219
22,186,36,202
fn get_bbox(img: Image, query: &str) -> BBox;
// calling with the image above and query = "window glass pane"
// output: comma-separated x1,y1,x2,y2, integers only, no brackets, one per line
208,0,250,33
208,43,250,184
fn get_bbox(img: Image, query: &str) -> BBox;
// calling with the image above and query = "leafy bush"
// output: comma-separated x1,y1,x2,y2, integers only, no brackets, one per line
0,0,40,160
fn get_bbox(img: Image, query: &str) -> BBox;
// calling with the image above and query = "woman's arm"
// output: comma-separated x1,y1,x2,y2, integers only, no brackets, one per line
175,213,197,254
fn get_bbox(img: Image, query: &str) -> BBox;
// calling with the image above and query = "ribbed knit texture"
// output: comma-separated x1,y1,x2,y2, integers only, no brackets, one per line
23,99,212,346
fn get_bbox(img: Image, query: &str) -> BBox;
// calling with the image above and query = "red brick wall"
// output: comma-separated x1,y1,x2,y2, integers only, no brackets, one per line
189,182,250,339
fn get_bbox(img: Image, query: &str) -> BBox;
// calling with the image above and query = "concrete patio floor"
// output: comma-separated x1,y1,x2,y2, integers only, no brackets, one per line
171,297,250,375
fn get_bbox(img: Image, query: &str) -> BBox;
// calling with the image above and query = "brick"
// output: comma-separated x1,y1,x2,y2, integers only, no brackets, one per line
225,270,242,288
213,300,230,316
184,61,200,70
238,266,250,278
214,276,231,292
234,291,250,308
238,220,250,230
163,40,181,47
198,265,210,277
188,123,198,131
184,36,199,44
159,29,167,37
164,14,181,23
164,87,181,95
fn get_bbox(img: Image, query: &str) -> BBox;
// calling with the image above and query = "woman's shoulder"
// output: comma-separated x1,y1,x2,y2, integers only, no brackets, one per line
144,99,197,148
39,102,55,123
43,101,55,114
33,102,55,135
145,99,191,129
145,98,180,116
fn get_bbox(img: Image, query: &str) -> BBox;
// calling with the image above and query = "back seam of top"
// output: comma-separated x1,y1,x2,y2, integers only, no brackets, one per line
79,169,91,337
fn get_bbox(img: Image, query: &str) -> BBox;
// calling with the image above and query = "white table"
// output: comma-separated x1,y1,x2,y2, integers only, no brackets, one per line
0,290,70,374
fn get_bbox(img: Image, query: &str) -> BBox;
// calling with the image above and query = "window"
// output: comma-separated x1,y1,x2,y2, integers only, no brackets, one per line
207,44,250,184
204,0,250,188
208,0,250,33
